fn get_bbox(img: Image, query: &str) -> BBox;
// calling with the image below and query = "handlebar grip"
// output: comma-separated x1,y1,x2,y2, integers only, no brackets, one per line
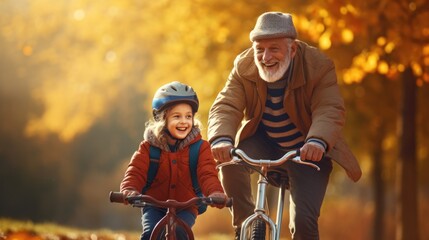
109,191,125,203
210,197,233,208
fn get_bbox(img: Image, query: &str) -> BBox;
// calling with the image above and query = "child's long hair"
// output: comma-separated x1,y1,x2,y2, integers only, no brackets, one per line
145,106,203,145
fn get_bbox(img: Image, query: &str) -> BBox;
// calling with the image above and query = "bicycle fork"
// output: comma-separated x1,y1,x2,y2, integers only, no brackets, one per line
240,167,288,239
150,208,195,240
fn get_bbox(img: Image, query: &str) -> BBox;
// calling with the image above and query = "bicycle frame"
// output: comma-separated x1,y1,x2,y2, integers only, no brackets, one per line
217,149,320,240
149,199,194,240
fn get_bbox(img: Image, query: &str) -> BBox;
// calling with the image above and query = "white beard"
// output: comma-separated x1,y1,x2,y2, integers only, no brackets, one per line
255,51,291,83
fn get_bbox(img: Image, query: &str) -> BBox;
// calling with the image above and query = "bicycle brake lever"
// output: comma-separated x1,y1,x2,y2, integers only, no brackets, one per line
291,157,321,171
216,157,243,169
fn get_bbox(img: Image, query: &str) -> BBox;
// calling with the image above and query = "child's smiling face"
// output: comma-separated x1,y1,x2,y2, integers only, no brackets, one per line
166,103,193,142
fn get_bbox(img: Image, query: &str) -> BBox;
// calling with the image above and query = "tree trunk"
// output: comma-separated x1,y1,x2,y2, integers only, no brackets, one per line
396,66,419,240
372,122,385,240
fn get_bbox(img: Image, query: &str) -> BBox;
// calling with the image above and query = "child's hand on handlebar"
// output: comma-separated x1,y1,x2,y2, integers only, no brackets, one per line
208,192,228,209
122,189,140,205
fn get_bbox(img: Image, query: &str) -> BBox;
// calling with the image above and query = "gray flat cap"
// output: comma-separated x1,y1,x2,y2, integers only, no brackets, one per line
250,12,297,41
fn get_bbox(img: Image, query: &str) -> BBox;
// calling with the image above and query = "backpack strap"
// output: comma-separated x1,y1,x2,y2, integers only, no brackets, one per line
189,139,203,195
189,139,207,214
142,145,161,193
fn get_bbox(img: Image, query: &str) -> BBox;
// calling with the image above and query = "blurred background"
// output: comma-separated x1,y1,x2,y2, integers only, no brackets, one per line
1,0,428,239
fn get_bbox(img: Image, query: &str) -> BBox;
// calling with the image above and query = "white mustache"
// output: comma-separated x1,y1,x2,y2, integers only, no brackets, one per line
261,62,277,67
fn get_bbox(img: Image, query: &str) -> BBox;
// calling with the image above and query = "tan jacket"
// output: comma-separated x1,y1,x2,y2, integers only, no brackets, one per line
208,41,362,182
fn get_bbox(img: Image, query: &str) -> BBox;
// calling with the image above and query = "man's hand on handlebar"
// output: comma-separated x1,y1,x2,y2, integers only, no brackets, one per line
212,142,233,163
299,142,325,162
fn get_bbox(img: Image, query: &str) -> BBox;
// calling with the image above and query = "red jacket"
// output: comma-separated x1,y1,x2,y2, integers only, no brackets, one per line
120,128,224,215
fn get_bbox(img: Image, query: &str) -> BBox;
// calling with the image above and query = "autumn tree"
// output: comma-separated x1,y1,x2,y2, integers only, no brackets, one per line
293,0,429,239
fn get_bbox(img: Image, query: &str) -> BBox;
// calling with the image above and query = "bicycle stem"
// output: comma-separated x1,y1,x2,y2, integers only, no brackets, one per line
255,166,269,213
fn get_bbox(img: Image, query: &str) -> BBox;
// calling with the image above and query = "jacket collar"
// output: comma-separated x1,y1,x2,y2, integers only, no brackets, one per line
144,127,201,152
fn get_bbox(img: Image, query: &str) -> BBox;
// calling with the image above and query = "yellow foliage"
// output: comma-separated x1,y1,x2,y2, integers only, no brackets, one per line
343,67,365,84
377,61,389,75
363,52,379,72
319,31,332,50
384,42,395,53
341,28,353,43
412,62,423,76
3,0,429,142
424,45,429,55
377,37,386,46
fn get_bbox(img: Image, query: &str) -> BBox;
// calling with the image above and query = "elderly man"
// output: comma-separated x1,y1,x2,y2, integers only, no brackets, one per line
208,12,361,240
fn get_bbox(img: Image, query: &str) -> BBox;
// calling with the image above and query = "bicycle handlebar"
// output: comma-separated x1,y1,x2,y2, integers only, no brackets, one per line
110,191,125,203
220,148,320,171
109,191,233,208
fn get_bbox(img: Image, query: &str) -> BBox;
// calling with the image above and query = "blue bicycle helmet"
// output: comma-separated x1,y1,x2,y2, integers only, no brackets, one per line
152,81,199,119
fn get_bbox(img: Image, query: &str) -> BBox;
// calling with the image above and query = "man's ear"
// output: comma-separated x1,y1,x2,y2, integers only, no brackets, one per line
290,40,298,58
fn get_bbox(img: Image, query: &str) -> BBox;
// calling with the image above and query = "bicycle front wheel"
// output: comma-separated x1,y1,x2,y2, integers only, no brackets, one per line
251,219,266,240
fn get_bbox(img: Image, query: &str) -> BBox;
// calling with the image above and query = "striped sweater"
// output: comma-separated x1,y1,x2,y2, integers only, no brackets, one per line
261,77,305,150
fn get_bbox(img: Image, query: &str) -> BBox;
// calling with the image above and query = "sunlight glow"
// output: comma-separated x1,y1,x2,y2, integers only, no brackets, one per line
25,80,110,142
377,37,386,46
215,27,229,43
298,16,310,31
105,51,117,62
22,45,33,56
318,9,328,18
319,31,331,50
345,4,359,15
363,52,379,72
385,42,395,53
316,23,325,34
412,62,422,76
378,61,389,74
73,9,85,21
343,68,364,84
341,28,354,43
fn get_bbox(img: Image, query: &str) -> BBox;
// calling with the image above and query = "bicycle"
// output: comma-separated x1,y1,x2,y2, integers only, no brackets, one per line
109,191,232,240
216,149,320,240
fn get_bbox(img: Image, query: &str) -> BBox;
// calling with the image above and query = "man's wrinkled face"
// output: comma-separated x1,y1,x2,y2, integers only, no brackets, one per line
253,38,295,83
